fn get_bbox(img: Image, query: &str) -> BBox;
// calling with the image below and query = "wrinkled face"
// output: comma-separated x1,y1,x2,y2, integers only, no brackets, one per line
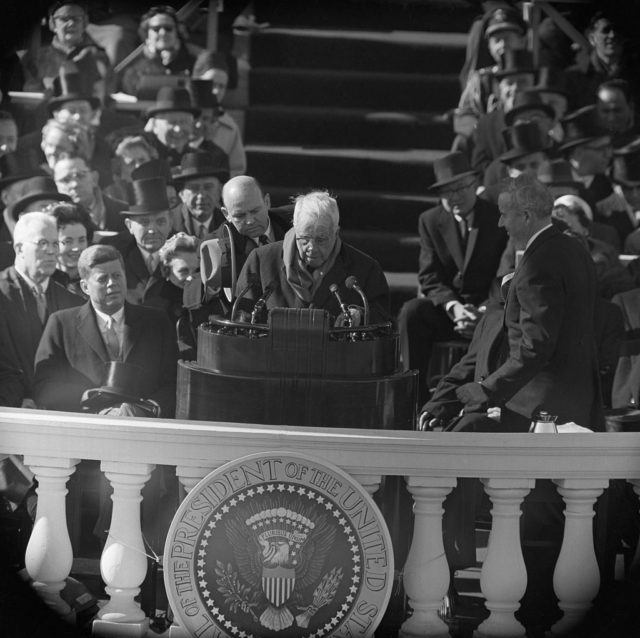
146,13,178,52
487,29,525,64
499,74,535,110
0,119,18,157
498,192,529,247
199,68,229,104
179,176,221,223
54,157,96,208
151,112,193,151
81,259,126,314
295,219,337,268
222,187,270,238
58,222,88,272
118,145,153,181
125,210,172,253
589,18,622,60
51,4,87,47
597,87,633,132
53,99,94,127
167,251,199,288
41,127,75,169
15,219,60,281
570,138,613,175
507,152,547,178
438,176,477,217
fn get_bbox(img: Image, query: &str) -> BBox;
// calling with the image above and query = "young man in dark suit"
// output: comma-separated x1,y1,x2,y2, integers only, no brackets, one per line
398,151,507,404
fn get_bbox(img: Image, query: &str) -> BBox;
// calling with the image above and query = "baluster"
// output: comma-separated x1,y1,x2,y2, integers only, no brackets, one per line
475,478,534,638
350,473,382,496
93,461,153,637
24,455,78,619
399,476,456,638
548,479,607,636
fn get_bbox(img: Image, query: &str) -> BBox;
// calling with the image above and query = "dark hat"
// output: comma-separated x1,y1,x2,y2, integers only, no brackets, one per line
493,49,536,80
130,158,173,183
612,148,640,185
537,159,581,187
429,152,478,190
190,79,221,112
504,90,556,127
500,121,549,163
484,6,526,38
0,152,49,191
559,105,610,152
145,87,200,120
530,65,569,98
193,50,230,77
6,176,71,221
172,151,228,184
48,63,100,116
81,361,160,415
122,177,170,216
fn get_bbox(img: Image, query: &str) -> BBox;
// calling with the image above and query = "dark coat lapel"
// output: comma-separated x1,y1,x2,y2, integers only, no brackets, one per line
438,209,465,271
76,302,109,360
121,303,143,361
311,246,349,309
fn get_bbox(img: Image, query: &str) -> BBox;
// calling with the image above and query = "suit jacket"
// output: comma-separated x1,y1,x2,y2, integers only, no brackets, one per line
236,239,390,321
482,225,604,429
417,197,507,307
0,266,83,398
33,301,177,415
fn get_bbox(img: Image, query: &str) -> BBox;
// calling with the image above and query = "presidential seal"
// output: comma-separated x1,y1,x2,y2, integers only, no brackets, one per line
164,452,394,638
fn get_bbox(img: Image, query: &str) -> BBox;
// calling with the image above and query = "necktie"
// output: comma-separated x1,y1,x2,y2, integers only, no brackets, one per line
258,234,269,246
104,317,121,361
32,285,47,324
146,252,159,274
197,224,207,240
458,218,468,248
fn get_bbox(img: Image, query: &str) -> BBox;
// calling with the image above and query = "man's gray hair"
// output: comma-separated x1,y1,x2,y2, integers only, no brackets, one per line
500,173,553,220
293,191,339,231
13,212,56,246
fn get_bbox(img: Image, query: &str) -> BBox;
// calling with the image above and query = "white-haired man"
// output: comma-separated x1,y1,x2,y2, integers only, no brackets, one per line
235,190,389,322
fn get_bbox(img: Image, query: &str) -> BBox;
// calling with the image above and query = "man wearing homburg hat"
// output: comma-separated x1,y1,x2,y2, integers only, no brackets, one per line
398,152,507,404
99,176,173,306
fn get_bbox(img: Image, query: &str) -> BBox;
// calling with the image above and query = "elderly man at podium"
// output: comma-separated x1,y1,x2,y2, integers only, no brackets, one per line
234,190,390,324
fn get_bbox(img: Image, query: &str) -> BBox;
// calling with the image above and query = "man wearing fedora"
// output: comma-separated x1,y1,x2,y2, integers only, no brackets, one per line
0,212,83,409
144,86,229,175
398,152,507,405
33,243,177,415
172,151,228,239
100,175,174,306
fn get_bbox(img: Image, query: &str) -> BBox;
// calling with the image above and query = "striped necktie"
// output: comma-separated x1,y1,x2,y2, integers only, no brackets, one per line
32,284,47,324
104,317,121,361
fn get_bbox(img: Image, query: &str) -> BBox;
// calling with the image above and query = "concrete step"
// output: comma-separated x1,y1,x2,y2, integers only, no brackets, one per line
246,144,447,195
251,28,468,74
245,105,454,150
249,67,461,112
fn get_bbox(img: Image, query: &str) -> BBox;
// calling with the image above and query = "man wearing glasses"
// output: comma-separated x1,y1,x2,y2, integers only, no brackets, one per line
22,2,112,95
398,152,507,405
0,212,82,408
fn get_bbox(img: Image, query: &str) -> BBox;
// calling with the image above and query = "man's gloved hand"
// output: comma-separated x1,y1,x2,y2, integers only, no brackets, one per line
418,411,446,432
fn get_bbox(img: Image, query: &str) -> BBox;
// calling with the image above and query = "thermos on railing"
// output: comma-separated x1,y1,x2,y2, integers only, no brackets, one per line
529,411,558,433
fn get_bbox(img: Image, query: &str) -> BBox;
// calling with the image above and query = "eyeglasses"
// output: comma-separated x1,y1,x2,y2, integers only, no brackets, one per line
53,14,84,24
439,180,476,198
149,24,175,32
23,240,60,251
57,171,91,184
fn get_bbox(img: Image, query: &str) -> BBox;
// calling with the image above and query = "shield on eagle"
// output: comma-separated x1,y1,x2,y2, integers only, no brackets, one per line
262,566,296,607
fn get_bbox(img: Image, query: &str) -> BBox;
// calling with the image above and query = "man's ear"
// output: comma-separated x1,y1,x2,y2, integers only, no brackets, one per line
124,218,134,234
263,193,271,209
79,278,89,296
221,206,230,221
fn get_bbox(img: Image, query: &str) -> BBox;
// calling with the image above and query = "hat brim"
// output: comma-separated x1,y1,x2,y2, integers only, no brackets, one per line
121,206,170,216
48,94,101,115
145,106,201,120
429,169,479,191
504,103,556,127
8,192,72,221
500,147,547,163
173,169,229,184
485,23,525,38
558,134,610,153
493,67,536,80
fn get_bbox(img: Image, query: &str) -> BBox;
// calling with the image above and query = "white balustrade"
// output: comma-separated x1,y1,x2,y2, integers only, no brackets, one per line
24,455,79,619
93,460,154,638
475,478,535,638
350,472,382,496
400,476,457,638
549,479,608,636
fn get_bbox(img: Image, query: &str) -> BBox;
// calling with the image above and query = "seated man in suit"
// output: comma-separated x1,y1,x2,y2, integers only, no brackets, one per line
33,244,177,415
235,190,389,323
398,151,507,404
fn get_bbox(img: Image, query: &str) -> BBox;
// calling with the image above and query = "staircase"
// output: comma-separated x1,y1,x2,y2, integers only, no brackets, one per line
243,0,476,314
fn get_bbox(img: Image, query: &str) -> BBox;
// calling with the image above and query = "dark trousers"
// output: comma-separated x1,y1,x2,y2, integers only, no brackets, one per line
398,297,457,405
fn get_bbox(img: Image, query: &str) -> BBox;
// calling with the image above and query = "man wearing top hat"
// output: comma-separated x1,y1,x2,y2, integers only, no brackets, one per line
33,243,177,415
173,151,228,238
144,86,229,174
189,77,246,177
397,152,507,405
99,176,173,306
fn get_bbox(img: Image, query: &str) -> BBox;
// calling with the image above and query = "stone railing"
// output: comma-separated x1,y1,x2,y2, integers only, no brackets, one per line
2,407,640,637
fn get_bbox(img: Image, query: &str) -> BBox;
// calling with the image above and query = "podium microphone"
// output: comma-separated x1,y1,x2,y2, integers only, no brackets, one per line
251,282,276,324
329,282,352,328
345,275,369,325
231,274,260,322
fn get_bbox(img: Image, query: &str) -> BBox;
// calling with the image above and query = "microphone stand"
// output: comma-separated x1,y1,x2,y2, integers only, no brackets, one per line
345,276,369,325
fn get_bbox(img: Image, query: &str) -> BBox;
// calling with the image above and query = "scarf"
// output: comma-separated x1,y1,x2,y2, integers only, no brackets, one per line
282,227,341,303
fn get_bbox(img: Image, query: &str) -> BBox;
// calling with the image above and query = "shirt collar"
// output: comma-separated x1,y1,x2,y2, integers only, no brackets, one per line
15,267,49,293
93,304,125,327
